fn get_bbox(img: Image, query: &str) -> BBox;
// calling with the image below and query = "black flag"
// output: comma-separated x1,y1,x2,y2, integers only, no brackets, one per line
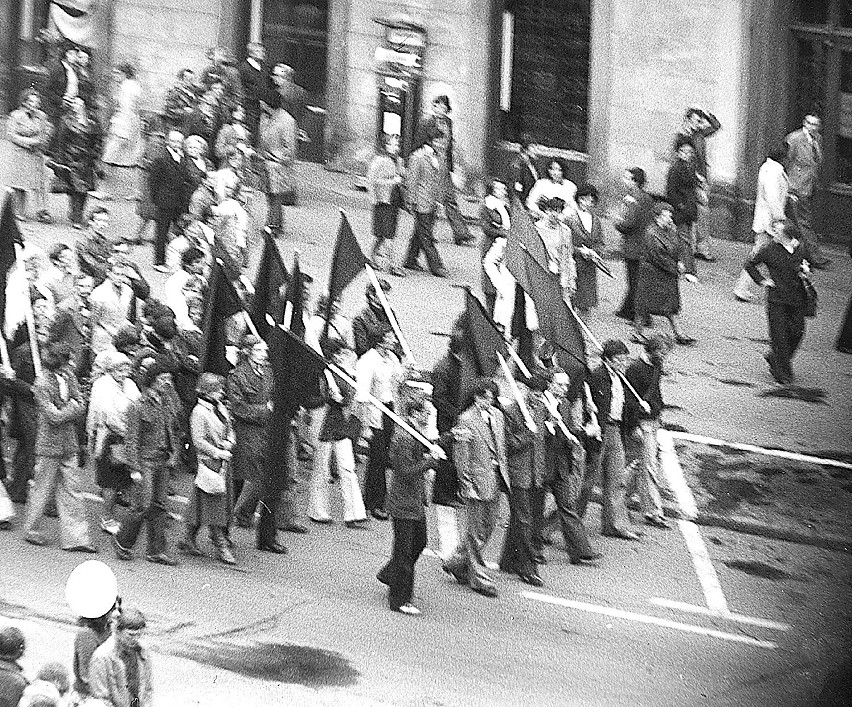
199,263,244,374
464,287,504,377
267,326,327,416
283,252,305,340
324,212,366,339
251,231,289,338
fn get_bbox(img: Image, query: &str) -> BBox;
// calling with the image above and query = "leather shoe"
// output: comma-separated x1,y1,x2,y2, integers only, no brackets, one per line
371,509,389,521
644,514,671,529
178,539,204,556
533,554,547,565
473,584,499,598
309,517,333,525
571,552,603,565
602,529,641,541
403,262,424,271
257,542,288,554
279,523,309,534
113,537,133,560
145,553,179,566
234,516,254,529
442,563,468,585
345,519,371,529
432,267,450,278
519,573,544,587
695,253,717,262
24,532,49,547
64,544,98,554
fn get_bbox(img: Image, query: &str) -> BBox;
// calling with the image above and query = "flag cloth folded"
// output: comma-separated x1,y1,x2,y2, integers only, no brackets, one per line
464,287,504,378
506,197,549,288
250,231,289,338
326,212,367,308
521,247,587,367
283,253,305,340
0,189,23,330
199,263,244,374
267,326,327,417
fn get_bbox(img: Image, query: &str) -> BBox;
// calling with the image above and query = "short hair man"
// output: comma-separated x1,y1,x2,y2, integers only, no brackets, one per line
89,608,152,707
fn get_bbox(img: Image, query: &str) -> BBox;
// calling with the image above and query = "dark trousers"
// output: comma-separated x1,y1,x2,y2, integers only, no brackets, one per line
405,210,445,274
266,193,284,229
767,301,806,377
257,421,295,546
364,413,393,512
373,203,399,242
68,192,88,226
499,486,540,577
153,209,181,265
539,469,595,562
789,195,825,262
115,461,169,556
442,191,472,243
7,403,37,503
378,517,427,610
617,258,640,319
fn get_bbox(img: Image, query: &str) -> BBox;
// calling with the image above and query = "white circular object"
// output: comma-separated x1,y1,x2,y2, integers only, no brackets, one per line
65,560,118,619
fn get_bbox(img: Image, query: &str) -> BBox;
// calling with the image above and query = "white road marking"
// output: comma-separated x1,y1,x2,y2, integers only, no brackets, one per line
648,598,790,631
678,519,730,615
667,431,852,471
522,591,777,649
657,428,697,520
82,492,188,505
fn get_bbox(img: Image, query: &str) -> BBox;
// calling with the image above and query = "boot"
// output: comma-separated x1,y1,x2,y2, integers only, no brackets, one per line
211,526,236,565
178,524,203,556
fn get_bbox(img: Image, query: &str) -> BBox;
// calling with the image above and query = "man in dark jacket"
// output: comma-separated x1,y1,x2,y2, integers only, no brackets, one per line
149,130,192,270
614,167,653,322
238,42,272,145
745,221,813,384
665,138,699,275
479,180,510,314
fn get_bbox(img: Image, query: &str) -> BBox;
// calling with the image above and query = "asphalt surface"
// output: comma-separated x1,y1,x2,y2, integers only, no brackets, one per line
1,159,851,706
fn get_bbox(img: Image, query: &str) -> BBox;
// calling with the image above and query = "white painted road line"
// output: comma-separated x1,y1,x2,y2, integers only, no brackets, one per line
657,429,697,520
667,431,852,471
678,519,730,615
82,492,189,506
648,598,790,631
522,591,777,650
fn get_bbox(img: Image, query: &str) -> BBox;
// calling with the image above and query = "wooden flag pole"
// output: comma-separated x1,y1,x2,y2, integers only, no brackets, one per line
365,262,415,364
565,300,650,413
14,245,41,377
328,361,445,460
496,351,537,433
0,335,10,371
505,342,532,379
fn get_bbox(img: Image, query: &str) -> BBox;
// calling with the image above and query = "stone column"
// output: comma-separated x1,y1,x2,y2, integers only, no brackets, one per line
324,0,351,163
249,0,264,42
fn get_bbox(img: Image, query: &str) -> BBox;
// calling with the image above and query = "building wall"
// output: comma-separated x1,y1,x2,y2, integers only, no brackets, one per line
330,0,494,177
588,0,750,200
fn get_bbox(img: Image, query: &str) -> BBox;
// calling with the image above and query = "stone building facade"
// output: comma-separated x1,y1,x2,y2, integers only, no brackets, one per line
2,0,850,242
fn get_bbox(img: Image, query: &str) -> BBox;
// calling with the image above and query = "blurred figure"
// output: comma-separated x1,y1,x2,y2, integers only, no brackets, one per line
786,114,829,268
238,42,271,144
163,68,198,133
527,158,577,222
183,135,213,198
4,89,52,223
260,64,298,234
134,115,167,246
102,63,143,199
534,196,576,302
148,130,191,271
511,139,539,204
214,105,252,167
665,137,700,272
479,179,511,315
367,134,405,275
17,661,70,707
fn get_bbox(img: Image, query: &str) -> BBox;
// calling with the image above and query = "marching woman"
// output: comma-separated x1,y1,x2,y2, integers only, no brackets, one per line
4,89,52,222
101,63,144,200
366,134,406,276
180,372,237,565
526,158,577,223
565,183,605,319
534,196,577,303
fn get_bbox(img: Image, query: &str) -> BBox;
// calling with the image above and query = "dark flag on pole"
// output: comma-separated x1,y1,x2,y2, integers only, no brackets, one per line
267,325,327,417
250,231,289,338
324,211,367,340
0,189,23,330
283,252,305,340
199,262,244,374
506,196,549,286
521,248,587,367
464,287,504,377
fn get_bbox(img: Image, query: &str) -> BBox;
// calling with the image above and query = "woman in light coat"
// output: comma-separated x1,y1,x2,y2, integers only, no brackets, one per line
4,89,52,222
180,373,237,565
526,158,577,222
102,63,143,199
366,134,405,275
86,352,141,534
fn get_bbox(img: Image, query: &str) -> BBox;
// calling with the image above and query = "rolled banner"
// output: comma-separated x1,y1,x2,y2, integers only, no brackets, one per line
65,560,118,619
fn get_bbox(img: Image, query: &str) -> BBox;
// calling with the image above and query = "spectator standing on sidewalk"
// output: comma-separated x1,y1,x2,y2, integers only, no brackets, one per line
786,114,831,269
613,167,653,322
149,130,191,272
23,342,95,552
89,608,153,707
366,134,406,276
4,89,52,223
259,66,297,236
675,107,721,262
101,63,143,201
734,148,789,302
665,137,700,274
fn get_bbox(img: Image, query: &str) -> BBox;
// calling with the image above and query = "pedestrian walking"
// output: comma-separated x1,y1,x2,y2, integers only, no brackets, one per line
180,373,237,565
101,63,144,199
17,662,70,707
377,398,442,614
89,258,151,356
72,610,114,703
665,137,700,274
534,197,576,302
356,331,404,521
613,167,653,322
149,129,192,271
184,135,213,197
238,42,271,145
526,158,577,222
479,180,511,316
442,379,511,598
23,342,95,552
367,134,406,275
89,608,153,707
75,206,115,284
734,148,789,302
113,362,180,565
259,87,297,235
744,221,813,384
786,114,830,269
404,129,450,277
633,201,698,345
566,183,605,319
308,341,369,527
4,89,52,223
51,97,103,229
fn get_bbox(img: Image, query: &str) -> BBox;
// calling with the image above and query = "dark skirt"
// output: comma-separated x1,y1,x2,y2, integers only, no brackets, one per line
186,473,233,528
373,203,399,241
95,436,133,490
572,258,599,311
635,261,681,316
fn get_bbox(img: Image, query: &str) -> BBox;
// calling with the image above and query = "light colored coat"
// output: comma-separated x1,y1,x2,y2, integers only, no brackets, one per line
752,157,788,234
785,127,822,197
89,634,153,707
453,405,510,502
406,145,442,214
89,280,133,355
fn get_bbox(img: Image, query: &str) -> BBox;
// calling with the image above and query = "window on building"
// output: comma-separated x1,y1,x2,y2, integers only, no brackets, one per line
505,0,591,153
262,0,328,104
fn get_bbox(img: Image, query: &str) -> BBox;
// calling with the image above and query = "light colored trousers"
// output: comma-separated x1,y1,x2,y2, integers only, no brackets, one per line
625,419,664,518
25,454,92,548
309,439,367,522
0,478,14,522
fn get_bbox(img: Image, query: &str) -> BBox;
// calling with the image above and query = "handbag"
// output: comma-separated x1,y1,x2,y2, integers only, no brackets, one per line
195,459,226,495
800,271,818,318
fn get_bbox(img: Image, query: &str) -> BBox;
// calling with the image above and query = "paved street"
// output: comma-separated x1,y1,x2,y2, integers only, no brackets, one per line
2,162,851,705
